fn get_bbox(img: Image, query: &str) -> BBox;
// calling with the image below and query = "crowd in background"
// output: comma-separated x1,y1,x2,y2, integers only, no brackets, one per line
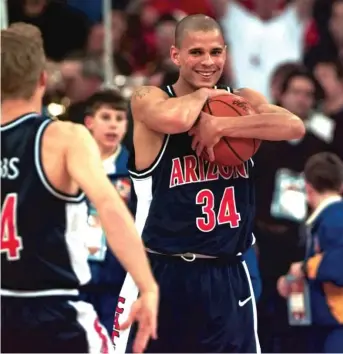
6,0,343,352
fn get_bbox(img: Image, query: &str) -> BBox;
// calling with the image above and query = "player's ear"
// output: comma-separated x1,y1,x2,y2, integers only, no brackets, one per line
39,70,48,90
84,115,94,131
170,45,181,67
223,45,228,58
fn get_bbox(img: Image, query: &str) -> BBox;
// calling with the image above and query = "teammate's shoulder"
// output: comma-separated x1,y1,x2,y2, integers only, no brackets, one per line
46,120,92,143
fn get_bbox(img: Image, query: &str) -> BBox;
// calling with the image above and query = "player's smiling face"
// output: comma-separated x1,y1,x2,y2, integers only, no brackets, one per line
171,29,226,89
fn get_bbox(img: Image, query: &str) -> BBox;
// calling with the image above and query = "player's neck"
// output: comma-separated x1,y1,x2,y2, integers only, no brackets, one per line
1,99,42,125
173,78,198,97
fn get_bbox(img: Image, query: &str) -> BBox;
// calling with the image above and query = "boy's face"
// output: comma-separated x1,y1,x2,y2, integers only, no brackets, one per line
86,105,127,151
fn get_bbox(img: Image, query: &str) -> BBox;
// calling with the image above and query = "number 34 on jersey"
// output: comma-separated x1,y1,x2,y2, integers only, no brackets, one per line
196,186,241,232
1,194,23,261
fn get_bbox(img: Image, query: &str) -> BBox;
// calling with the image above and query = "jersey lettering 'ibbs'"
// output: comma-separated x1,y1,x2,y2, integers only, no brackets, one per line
1,157,20,180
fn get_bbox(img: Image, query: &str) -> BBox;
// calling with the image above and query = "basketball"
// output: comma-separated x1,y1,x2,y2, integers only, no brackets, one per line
201,94,262,166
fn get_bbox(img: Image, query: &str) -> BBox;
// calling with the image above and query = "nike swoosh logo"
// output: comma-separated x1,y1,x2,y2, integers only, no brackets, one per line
238,296,252,307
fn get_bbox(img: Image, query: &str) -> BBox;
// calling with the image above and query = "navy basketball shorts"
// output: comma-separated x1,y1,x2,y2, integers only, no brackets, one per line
126,252,261,353
1,295,114,353
80,289,120,337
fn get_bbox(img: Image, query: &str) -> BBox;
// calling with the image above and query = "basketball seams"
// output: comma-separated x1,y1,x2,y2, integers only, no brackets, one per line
206,100,246,164
202,97,260,166
204,100,213,115
207,100,246,117
209,99,259,156
222,137,245,163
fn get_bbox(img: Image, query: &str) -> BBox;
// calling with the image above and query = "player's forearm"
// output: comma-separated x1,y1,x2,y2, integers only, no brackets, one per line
215,112,305,141
154,88,209,132
99,199,157,293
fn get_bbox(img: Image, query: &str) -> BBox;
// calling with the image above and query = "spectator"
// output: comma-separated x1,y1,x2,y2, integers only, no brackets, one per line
305,0,343,71
56,54,104,123
8,0,90,61
314,59,343,159
237,0,287,13
270,62,304,103
217,0,314,100
146,14,179,86
68,0,129,23
86,11,133,76
254,68,330,352
148,0,215,18
279,152,343,353
124,4,185,74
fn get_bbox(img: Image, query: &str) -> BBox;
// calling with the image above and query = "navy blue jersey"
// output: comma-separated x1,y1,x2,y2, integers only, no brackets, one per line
1,113,91,295
127,85,256,257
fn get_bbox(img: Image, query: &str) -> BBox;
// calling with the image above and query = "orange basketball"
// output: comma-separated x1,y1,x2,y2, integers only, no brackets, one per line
201,94,261,166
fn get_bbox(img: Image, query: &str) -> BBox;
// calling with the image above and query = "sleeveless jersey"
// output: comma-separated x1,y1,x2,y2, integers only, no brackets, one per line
1,113,91,295
128,85,256,257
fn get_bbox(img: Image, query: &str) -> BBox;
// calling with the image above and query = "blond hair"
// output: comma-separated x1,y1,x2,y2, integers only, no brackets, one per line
1,22,46,100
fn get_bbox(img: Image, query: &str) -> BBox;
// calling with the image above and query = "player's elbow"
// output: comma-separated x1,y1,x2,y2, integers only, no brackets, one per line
172,117,194,134
167,107,197,133
155,110,193,134
289,116,306,139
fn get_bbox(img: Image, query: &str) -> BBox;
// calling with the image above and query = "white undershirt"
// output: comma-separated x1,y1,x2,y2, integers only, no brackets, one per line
221,2,305,101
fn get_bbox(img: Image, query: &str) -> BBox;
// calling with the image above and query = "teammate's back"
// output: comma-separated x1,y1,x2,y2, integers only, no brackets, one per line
1,113,90,293
1,23,158,354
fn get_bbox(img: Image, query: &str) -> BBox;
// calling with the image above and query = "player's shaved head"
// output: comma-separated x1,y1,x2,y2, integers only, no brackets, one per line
175,14,223,48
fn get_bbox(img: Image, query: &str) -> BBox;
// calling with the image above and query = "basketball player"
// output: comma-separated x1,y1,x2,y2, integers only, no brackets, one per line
115,14,305,353
1,23,158,354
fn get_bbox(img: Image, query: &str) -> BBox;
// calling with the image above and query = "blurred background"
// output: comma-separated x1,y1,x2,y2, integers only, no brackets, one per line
2,0,343,352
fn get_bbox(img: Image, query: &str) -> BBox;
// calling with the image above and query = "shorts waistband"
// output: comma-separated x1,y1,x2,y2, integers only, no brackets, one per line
146,248,242,264
0,288,79,297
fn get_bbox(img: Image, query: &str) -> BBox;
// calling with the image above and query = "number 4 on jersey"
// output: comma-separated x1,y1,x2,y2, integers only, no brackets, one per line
1,194,23,260
196,187,241,232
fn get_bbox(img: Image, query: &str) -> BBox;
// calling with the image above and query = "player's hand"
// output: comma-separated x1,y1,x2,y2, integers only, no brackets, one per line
205,88,232,99
119,290,159,353
189,111,220,161
277,276,291,298
288,261,305,280
255,103,290,114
